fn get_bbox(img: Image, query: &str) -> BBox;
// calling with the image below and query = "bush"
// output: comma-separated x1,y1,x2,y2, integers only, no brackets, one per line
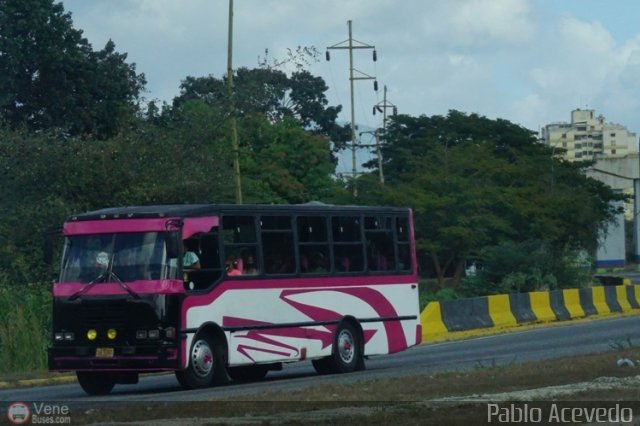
418,279,460,309
459,240,590,297
0,277,51,373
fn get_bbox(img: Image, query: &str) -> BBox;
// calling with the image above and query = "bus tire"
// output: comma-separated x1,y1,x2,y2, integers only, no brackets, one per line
228,365,269,382
313,321,363,375
76,371,116,395
331,321,362,373
176,332,225,389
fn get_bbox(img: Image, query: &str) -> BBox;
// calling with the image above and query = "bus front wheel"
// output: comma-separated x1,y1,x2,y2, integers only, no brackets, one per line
176,333,227,389
76,371,116,395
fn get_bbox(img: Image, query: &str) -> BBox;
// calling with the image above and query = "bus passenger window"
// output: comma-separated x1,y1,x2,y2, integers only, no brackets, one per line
396,216,412,272
332,216,364,273
222,215,259,278
365,216,395,272
186,231,224,290
298,216,329,274
261,216,294,275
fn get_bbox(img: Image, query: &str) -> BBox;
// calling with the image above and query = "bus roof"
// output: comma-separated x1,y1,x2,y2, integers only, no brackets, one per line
67,203,411,222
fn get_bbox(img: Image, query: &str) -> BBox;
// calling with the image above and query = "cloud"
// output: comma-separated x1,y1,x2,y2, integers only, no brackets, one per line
420,0,535,49
61,0,640,134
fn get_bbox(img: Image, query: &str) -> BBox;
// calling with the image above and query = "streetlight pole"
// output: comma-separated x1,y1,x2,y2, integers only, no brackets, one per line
227,0,243,204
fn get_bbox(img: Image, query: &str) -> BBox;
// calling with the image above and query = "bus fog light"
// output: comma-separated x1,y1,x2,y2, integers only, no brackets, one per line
148,330,160,339
64,332,75,341
107,328,117,340
55,332,64,341
164,327,176,339
87,329,97,341
136,330,147,339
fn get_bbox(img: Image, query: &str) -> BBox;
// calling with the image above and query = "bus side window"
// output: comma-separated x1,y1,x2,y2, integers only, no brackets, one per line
331,216,364,272
222,215,259,277
185,231,223,290
396,216,412,271
365,215,395,272
261,216,294,275
298,216,329,274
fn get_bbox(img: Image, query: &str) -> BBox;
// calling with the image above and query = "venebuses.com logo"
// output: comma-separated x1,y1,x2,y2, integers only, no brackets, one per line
6,401,71,424
7,402,30,424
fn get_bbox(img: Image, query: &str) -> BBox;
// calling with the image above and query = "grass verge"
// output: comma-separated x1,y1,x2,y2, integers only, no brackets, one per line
62,348,640,425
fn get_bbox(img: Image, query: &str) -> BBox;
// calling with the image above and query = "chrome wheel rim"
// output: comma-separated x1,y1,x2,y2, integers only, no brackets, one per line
191,339,214,378
337,329,355,364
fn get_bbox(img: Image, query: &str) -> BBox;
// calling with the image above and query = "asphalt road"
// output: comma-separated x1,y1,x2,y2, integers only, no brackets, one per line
1,315,638,403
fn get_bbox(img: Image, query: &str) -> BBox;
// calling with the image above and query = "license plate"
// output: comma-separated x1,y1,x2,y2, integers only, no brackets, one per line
96,347,114,358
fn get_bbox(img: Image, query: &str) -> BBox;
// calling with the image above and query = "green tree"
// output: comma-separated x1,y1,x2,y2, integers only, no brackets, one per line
170,68,350,151
240,116,342,203
0,0,146,139
356,111,623,289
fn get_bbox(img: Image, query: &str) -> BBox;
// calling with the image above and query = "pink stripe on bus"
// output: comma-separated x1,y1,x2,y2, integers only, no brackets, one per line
53,280,185,297
63,218,178,235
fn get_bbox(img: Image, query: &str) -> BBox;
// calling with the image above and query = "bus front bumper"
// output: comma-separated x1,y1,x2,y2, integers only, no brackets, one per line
48,345,180,371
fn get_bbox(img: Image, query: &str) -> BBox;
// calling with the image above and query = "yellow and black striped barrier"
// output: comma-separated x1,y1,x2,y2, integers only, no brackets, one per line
421,281,638,342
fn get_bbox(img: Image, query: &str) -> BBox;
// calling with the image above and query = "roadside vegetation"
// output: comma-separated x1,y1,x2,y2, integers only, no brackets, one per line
0,0,626,373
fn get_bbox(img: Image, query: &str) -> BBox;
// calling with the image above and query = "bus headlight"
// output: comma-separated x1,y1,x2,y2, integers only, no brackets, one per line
87,329,97,341
148,330,159,339
107,329,117,340
54,332,64,341
64,332,75,341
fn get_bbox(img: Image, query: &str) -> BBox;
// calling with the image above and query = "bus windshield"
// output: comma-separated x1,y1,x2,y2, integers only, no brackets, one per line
59,232,176,283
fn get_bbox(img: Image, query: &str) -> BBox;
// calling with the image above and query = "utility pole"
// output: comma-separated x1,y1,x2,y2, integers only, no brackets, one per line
227,0,243,204
327,20,377,197
372,85,397,185
359,130,384,184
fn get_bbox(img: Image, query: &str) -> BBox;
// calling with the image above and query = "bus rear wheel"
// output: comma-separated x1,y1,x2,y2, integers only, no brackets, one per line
176,332,227,389
76,371,116,395
312,321,364,375
228,365,269,382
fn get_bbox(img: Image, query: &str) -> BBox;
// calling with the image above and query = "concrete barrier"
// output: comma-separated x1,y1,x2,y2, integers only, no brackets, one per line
420,301,448,341
529,291,556,322
421,284,640,343
591,286,611,315
440,297,493,331
487,294,518,328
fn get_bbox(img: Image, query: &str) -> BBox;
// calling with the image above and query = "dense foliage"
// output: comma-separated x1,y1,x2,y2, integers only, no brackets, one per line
0,0,146,139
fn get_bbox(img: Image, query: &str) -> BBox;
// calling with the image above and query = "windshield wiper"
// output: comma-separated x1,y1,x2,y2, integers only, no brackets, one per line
109,270,140,299
68,270,140,301
68,271,107,301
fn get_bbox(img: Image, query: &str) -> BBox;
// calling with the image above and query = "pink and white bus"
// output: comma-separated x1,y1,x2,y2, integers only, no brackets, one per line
48,203,421,395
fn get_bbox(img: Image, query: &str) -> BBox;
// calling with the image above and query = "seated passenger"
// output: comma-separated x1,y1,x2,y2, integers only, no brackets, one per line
169,241,200,270
310,251,327,273
243,253,258,275
226,257,242,276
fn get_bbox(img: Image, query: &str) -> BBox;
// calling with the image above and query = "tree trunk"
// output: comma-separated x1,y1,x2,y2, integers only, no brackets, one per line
430,251,445,288
450,259,466,289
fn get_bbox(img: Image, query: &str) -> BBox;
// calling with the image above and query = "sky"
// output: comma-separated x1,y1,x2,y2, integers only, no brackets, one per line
61,0,640,174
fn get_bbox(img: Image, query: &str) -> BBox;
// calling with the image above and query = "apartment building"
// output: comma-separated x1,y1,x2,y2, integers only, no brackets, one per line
541,109,638,161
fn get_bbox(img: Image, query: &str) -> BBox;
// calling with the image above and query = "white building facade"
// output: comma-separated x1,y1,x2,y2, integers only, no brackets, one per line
542,109,640,269
541,109,638,161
